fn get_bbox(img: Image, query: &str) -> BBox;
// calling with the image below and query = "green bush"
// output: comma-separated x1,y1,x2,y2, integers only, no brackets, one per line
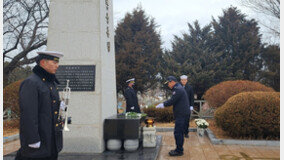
204,80,274,108
143,106,174,122
3,80,23,119
214,92,280,139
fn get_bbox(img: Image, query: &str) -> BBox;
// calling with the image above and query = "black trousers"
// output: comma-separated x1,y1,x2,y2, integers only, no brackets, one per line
15,149,58,160
174,116,187,153
184,113,191,135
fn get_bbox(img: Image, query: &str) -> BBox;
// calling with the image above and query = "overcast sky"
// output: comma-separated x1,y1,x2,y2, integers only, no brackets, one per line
113,0,279,50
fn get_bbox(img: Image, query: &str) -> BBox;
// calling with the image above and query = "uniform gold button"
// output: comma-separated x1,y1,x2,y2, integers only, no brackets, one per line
55,111,58,114
56,124,58,127
50,87,53,90
42,78,45,81
53,100,56,103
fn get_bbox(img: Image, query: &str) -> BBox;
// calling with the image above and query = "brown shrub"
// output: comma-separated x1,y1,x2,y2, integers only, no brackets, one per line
3,80,23,118
143,106,174,122
204,80,274,108
3,119,20,130
214,92,280,139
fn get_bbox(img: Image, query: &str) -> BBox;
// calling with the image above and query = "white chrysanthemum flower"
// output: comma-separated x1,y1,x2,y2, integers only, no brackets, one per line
195,118,209,128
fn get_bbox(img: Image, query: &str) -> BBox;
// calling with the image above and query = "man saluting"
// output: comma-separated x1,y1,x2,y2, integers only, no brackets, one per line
124,78,141,113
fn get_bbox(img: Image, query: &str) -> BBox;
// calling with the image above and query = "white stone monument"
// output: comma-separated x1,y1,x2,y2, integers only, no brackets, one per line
47,0,117,153
143,126,156,147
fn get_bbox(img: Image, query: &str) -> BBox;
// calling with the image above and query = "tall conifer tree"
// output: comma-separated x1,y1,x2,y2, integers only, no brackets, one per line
115,6,163,93
161,21,215,99
259,45,280,91
211,7,262,81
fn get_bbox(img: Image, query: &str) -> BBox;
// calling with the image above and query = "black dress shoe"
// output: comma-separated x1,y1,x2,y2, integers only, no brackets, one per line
169,150,183,156
184,134,189,138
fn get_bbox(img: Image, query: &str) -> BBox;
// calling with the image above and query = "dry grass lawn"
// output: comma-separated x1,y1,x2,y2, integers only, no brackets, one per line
3,119,19,137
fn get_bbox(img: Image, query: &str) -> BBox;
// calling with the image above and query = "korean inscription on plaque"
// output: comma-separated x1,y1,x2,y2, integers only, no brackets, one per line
56,65,96,91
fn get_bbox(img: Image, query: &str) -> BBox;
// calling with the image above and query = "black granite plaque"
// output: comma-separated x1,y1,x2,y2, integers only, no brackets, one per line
104,114,145,140
56,65,96,91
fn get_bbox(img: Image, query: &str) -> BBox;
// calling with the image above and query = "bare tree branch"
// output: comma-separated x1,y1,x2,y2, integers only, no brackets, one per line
4,39,47,75
239,0,280,43
4,20,29,55
18,56,37,66
3,0,50,82
240,0,280,19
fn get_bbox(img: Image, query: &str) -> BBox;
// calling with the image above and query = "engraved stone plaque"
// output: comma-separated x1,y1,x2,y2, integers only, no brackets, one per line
56,65,96,91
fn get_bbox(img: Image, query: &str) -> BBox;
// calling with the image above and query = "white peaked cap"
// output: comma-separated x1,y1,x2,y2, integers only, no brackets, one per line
37,51,64,58
180,75,188,79
126,78,135,83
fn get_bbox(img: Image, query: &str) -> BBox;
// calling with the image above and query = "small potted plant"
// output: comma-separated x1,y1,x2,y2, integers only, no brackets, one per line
194,119,209,136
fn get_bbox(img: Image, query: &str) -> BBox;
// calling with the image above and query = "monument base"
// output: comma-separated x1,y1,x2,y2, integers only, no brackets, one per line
62,125,104,153
4,136,162,160
143,126,157,147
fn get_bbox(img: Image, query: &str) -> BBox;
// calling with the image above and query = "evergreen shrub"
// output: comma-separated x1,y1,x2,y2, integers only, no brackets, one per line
214,92,280,139
143,106,174,122
204,80,274,108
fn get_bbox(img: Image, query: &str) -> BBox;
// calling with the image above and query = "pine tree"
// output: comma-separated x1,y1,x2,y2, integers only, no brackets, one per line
259,45,280,91
161,21,216,99
161,7,264,98
115,6,163,93
211,7,263,81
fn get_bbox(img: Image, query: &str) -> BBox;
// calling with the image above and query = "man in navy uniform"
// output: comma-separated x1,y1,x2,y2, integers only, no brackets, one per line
180,75,194,138
156,76,190,156
124,78,141,113
16,51,65,160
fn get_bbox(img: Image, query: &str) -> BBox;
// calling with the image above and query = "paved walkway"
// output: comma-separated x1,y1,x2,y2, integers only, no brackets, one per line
157,132,280,160
4,132,280,160
3,139,20,156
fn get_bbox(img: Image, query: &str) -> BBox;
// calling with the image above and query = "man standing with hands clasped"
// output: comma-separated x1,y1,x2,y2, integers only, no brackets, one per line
180,75,194,138
156,76,190,156
16,51,66,160
124,78,141,113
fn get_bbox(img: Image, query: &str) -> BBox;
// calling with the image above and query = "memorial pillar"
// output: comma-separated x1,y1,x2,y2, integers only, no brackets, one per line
47,0,117,153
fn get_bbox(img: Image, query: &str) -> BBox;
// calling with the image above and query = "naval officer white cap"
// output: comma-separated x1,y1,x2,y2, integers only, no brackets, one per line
126,78,135,83
180,75,188,79
36,51,64,62
37,51,64,58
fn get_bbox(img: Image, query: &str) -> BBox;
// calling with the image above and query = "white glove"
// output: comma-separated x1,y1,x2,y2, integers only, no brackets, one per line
28,141,41,148
60,101,66,111
131,106,134,110
156,103,164,108
190,106,193,110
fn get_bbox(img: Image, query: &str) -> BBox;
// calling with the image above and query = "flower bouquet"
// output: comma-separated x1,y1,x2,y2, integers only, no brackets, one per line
194,119,209,136
125,112,147,118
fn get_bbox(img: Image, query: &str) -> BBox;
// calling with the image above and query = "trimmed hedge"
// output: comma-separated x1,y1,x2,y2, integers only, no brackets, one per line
3,80,23,118
143,106,174,122
204,80,274,108
214,92,280,139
